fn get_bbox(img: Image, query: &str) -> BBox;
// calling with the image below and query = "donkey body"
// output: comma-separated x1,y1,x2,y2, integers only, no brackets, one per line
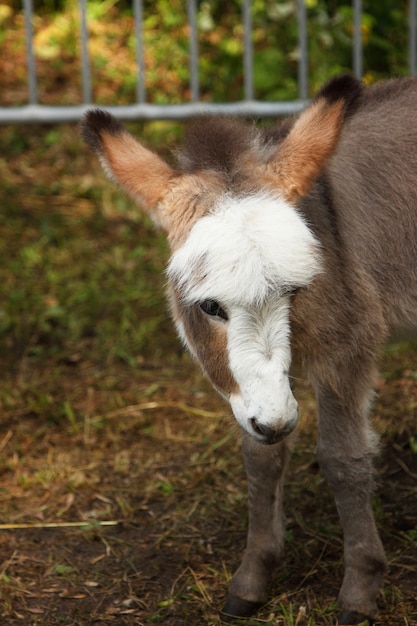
82,75,417,623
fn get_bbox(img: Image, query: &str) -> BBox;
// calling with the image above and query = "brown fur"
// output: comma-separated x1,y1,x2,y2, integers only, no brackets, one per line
164,171,225,250
264,98,346,201
100,132,174,211
169,287,238,396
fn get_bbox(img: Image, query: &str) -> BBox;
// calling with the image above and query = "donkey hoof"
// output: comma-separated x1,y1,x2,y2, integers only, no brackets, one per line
222,594,263,618
337,609,373,625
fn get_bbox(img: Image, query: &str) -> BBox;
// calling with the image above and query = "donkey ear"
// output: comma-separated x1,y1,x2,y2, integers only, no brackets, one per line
81,109,176,229
266,75,362,201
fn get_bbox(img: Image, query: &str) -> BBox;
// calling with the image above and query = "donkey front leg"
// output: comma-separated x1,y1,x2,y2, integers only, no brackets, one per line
223,431,291,617
316,390,387,624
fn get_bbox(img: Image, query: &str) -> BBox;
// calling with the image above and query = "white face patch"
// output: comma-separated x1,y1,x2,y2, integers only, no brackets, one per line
167,191,321,439
227,295,299,437
167,191,322,307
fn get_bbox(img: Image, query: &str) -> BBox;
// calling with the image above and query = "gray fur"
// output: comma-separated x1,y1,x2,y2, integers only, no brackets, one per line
225,77,417,622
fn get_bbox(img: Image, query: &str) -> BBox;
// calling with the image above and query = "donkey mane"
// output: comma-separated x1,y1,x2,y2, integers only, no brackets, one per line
176,74,363,182
176,116,261,180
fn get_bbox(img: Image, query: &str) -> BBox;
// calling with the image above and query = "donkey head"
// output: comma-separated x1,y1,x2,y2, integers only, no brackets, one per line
81,75,361,444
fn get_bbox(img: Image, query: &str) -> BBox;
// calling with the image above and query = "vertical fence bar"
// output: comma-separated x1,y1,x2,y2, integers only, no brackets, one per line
243,0,254,101
353,0,363,78
297,0,308,100
409,0,417,74
133,0,146,102
79,0,92,103
23,0,37,104
187,0,199,102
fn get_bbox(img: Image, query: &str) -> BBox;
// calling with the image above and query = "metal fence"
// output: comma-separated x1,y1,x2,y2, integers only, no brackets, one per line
1,0,416,124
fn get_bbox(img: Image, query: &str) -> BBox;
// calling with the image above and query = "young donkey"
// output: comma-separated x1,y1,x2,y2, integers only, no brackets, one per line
82,75,417,624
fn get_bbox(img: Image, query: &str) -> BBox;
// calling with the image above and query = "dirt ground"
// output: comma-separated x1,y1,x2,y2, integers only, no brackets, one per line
0,350,416,626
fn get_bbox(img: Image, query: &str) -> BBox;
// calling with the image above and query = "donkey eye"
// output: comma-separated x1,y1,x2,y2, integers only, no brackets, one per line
199,299,228,321
282,286,298,297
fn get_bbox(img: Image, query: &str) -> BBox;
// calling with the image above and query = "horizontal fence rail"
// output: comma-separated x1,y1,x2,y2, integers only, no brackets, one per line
0,0,416,124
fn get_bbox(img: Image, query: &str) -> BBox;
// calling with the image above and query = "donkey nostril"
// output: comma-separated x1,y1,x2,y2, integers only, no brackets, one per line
250,418,264,437
250,418,276,441
249,418,293,445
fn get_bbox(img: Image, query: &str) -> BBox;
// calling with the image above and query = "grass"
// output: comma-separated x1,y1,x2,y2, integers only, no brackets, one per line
0,121,416,625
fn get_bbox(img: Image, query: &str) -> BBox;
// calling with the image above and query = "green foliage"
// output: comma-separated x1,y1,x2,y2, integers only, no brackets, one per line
0,0,412,108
